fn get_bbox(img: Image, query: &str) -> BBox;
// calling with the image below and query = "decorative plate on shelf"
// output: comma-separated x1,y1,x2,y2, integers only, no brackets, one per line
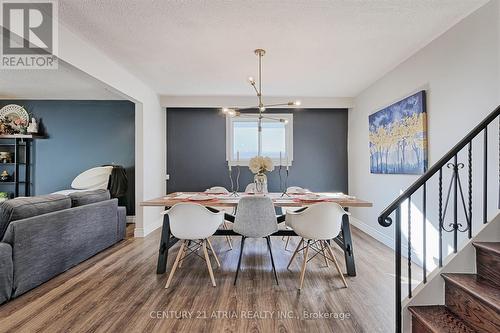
0,104,30,130
0,104,29,130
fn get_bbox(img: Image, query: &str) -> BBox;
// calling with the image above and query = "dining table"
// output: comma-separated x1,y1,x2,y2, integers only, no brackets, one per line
141,192,372,277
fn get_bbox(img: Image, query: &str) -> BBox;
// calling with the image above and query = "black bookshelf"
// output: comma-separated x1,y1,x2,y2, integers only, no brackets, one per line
0,135,44,198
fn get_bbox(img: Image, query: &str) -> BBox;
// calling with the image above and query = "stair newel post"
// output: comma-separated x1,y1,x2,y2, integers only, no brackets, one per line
422,183,427,283
395,207,402,333
453,154,458,253
438,168,443,268
483,126,488,225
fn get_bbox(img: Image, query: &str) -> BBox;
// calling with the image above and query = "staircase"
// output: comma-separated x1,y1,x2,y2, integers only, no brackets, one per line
378,105,500,332
408,242,500,332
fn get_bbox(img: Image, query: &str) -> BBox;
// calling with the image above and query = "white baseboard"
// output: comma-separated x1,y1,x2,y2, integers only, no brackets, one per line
349,216,394,248
134,221,163,238
350,216,424,266
134,227,145,238
126,215,136,224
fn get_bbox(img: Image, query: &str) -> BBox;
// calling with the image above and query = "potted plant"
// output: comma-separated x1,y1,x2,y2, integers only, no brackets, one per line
0,192,9,203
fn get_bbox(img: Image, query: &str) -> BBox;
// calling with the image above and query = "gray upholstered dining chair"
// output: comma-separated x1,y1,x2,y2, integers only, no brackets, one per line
232,196,279,285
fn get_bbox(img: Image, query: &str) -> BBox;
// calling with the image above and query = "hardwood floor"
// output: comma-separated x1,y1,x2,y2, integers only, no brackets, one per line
0,224,397,332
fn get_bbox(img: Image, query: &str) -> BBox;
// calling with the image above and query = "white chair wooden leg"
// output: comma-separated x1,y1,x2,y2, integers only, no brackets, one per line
165,240,186,289
206,238,221,267
203,240,216,287
299,240,310,290
223,221,233,249
321,241,329,267
178,241,189,268
287,238,304,269
325,241,348,288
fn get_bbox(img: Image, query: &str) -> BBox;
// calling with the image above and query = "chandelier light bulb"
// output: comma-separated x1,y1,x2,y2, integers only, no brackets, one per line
248,76,255,84
222,107,230,114
294,100,301,106
259,106,266,112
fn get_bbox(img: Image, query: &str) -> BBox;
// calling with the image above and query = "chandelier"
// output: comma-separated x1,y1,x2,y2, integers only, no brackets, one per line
221,49,301,127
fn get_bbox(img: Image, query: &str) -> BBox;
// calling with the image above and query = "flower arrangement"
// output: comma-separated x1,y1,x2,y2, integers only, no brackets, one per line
248,156,274,174
0,116,28,135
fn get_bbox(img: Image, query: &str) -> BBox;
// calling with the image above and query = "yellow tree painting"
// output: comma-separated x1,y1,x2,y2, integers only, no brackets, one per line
369,91,428,174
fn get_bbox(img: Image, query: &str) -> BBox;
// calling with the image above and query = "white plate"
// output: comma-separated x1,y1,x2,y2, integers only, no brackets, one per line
301,195,323,201
189,195,214,201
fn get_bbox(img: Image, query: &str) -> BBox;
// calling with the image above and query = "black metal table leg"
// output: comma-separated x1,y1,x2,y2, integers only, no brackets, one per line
156,213,171,274
341,214,356,276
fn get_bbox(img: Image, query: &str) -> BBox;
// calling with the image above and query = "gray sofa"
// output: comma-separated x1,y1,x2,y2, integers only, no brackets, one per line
0,189,126,304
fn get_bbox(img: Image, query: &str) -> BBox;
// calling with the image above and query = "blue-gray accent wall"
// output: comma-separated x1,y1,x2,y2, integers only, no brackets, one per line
167,108,348,193
0,100,135,214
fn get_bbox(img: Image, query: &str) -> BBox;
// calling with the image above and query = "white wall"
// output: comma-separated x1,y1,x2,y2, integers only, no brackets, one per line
348,0,500,271
58,22,166,237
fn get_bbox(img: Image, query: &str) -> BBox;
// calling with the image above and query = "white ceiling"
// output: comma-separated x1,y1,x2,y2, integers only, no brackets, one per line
0,60,124,100
56,0,488,98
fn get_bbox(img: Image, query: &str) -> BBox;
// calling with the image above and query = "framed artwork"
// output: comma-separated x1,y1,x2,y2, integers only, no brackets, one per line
369,90,427,174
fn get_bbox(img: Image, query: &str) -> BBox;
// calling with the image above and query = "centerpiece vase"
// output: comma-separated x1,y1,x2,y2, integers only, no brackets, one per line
254,172,267,194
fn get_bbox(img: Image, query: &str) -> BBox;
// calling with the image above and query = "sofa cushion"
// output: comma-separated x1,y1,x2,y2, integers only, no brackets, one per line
0,194,71,241
69,189,111,207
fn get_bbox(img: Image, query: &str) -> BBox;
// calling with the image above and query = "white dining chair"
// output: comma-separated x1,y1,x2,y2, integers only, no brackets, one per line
233,196,279,285
285,202,349,290
163,203,224,288
281,186,306,250
205,186,234,249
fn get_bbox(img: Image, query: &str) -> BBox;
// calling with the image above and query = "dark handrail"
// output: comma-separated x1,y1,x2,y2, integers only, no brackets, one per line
378,105,500,227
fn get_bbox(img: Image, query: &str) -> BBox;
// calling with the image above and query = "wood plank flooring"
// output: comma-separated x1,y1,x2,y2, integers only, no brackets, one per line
0,225,398,333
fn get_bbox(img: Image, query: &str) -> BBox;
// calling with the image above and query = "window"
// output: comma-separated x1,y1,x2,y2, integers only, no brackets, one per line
226,114,293,166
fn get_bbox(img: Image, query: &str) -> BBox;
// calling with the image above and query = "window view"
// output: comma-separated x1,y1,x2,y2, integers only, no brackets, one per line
227,114,293,165
232,120,259,159
261,121,286,159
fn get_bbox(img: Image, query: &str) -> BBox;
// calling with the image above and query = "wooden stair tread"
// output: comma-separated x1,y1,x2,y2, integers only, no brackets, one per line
408,305,476,333
441,273,500,312
473,242,500,256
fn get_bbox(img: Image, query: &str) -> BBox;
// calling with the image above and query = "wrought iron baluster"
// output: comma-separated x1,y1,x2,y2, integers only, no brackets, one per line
468,142,472,238
422,183,427,283
407,196,412,298
439,168,443,268
484,127,488,224
453,155,458,253
395,207,402,333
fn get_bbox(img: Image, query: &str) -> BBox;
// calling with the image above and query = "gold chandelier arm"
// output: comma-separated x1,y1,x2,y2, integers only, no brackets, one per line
235,106,260,111
250,82,259,96
260,115,286,122
263,102,293,108
258,51,262,102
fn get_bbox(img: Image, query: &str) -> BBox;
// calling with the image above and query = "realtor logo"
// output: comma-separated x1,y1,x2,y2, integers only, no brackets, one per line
1,0,58,69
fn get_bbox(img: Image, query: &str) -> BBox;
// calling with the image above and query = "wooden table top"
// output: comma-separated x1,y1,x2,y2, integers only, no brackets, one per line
141,192,373,208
